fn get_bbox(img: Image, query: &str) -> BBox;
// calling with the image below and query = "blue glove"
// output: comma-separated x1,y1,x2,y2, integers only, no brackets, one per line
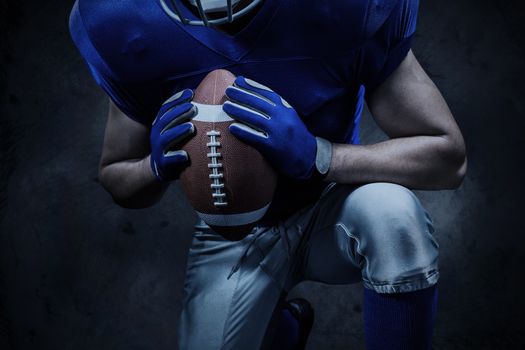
223,77,317,180
150,89,197,182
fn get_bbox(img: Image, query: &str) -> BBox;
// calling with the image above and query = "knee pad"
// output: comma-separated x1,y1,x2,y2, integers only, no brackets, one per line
338,182,439,293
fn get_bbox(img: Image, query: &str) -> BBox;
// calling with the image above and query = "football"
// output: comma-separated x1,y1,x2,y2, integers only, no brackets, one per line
178,69,278,240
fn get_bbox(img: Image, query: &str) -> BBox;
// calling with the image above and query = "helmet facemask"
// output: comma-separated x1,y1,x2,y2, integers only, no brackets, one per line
159,0,263,26
187,0,242,13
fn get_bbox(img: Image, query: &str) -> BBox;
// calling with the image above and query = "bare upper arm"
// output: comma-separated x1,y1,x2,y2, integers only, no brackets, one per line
99,99,151,170
366,50,465,150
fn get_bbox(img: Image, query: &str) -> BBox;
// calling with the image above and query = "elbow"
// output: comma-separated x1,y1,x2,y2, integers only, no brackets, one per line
98,167,128,208
440,138,468,190
455,154,468,185
98,166,157,209
445,155,467,189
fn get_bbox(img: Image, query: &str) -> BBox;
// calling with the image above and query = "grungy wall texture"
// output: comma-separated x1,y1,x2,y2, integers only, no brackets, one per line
0,0,524,349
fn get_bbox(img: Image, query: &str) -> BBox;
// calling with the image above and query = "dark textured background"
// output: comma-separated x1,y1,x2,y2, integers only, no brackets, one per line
1,0,524,349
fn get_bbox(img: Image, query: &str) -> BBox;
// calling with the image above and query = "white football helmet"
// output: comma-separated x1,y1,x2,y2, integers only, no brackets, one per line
158,0,263,26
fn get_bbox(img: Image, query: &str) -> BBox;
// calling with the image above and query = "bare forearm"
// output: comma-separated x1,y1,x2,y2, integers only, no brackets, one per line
99,155,169,208
325,135,467,190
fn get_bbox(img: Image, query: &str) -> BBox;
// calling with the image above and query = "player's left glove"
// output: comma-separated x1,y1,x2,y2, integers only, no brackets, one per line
224,76,330,180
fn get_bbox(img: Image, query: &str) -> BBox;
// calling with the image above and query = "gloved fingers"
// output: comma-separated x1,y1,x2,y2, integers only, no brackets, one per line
157,89,194,117
233,76,292,108
155,103,196,133
162,150,189,163
160,122,195,152
155,150,189,181
160,103,197,134
228,122,269,150
225,85,275,115
223,101,270,133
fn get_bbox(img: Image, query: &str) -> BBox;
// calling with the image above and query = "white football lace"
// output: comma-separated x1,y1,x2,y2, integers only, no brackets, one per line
206,130,228,207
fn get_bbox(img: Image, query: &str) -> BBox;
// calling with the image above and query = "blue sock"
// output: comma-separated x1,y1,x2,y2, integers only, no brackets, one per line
363,284,438,350
270,308,300,350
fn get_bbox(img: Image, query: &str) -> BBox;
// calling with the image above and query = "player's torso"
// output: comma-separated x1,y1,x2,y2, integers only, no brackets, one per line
78,0,397,143
77,0,402,223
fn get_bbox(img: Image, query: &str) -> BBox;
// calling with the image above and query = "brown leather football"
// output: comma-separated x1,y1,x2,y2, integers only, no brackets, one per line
178,69,277,240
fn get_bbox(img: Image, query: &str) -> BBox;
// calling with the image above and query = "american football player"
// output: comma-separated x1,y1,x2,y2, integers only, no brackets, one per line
69,0,467,349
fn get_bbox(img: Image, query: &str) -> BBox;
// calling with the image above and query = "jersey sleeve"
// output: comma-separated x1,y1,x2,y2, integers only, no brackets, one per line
68,1,159,126
359,0,419,93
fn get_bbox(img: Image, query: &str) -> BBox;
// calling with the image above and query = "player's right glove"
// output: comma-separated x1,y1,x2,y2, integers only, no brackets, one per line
150,89,197,182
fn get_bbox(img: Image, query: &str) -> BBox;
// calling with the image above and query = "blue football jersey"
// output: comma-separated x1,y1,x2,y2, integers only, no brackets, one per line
69,0,419,223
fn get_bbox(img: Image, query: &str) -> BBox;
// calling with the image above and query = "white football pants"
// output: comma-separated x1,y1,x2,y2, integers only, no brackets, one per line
178,182,439,350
